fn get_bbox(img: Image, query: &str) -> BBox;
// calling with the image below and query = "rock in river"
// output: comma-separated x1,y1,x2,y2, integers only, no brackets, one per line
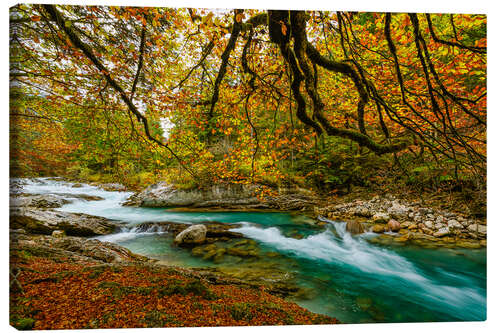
174,224,207,246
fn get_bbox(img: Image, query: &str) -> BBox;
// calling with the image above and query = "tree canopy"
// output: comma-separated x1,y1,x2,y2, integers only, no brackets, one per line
10,4,486,192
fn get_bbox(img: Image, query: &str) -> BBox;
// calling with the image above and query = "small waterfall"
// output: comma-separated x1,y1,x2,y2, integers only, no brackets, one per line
94,224,170,243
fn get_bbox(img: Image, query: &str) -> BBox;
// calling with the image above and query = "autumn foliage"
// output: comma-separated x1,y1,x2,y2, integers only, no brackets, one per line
9,5,486,193
10,252,337,329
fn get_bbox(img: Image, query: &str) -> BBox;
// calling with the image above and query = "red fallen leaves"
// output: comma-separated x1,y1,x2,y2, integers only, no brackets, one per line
10,255,338,330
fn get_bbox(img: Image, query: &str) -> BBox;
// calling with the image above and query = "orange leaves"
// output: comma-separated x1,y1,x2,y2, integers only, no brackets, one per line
10,254,338,329
235,12,244,23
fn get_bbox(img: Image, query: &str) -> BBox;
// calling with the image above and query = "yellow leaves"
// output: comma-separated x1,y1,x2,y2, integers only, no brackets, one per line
235,13,244,23
438,47,449,57
202,12,214,25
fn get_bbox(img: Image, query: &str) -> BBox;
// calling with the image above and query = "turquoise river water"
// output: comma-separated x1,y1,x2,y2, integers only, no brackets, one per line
17,178,486,323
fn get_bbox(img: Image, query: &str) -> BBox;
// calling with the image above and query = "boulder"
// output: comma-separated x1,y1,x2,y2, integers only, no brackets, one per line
345,220,364,235
174,224,207,246
10,193,104,209
135,221,243,240
387,219,401,232
123,181,318,210
10,207,118,236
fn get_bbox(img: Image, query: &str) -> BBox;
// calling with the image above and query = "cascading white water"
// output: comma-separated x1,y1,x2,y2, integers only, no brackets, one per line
231,220,486,320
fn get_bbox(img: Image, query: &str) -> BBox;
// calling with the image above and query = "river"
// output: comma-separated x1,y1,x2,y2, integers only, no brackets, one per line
16,177,486,323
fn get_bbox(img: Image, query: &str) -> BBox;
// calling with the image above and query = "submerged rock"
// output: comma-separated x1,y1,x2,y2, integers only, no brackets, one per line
174,224,207,246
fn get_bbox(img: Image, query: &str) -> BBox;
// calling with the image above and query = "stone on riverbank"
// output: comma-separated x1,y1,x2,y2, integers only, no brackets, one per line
10,207,119,236
315,194,486,243
433,227,450,238
467,223,487,236
10,233,149,264
387,219,401,232
372,212,390,223
51,230,66,238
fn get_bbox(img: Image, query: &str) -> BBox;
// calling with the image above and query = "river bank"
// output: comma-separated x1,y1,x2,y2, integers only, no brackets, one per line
9,178,487,325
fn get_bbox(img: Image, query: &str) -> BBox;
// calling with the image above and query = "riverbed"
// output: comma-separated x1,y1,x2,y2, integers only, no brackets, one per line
15,177,486,323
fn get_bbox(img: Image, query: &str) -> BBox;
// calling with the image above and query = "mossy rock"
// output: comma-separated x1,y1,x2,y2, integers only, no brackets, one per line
203,244,217,252
203,249,217,260
191,246,204,257
233,239,249,247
